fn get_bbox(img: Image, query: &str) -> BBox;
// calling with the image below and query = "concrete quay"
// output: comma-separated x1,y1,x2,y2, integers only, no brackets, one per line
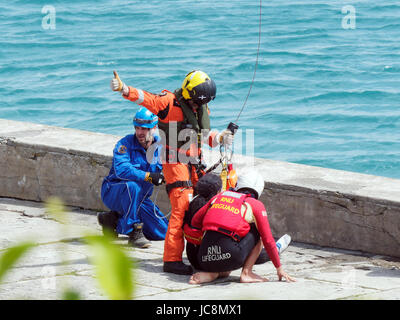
1,118,400,301
1,197,399,300
1,118,400,258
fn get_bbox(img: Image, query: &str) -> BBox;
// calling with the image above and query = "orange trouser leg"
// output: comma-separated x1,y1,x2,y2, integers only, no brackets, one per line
162,163,193,262
163,187,193,262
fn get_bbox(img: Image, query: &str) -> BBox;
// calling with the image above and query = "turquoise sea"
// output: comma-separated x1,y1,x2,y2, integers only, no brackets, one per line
1,1,400,179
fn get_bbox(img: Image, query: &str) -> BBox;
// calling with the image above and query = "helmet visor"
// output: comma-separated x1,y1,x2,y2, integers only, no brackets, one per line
133,117,157,128
134,118,154,125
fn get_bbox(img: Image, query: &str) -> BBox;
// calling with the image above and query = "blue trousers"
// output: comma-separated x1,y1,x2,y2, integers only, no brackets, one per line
101,180,168,240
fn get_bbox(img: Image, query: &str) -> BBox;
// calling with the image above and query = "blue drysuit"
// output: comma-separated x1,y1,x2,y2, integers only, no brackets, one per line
101,134,168,239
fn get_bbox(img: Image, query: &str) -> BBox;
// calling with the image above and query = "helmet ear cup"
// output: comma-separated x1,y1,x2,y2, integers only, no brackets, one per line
191,79,216,105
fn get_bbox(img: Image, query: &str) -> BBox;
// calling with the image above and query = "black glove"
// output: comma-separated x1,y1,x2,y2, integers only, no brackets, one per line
145,172,165,186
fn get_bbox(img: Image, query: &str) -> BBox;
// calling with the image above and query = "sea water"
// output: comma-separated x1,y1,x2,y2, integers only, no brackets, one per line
1,0,399,179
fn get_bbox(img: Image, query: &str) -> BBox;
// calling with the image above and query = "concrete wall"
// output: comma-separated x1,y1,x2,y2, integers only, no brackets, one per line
0,119,115,210
1,118,399,257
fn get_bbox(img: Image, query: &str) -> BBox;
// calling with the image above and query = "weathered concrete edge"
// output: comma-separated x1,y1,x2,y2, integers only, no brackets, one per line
0,139,109,210
1,119,399,257
264,180,400,209
3,137,111,166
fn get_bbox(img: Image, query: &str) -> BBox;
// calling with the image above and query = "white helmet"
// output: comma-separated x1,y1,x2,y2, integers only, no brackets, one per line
235,169,264,199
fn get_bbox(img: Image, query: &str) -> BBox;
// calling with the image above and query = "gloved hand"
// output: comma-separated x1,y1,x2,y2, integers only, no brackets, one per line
111,70,129,95
144,172,165,186
216,129,234,146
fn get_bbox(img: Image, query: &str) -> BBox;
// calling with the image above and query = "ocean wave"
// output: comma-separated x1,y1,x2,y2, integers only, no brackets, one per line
369,4,400,12
298,90,400,103
2,0,400,179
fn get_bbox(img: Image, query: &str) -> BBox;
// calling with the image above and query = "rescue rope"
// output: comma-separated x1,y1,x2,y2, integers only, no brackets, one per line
135,186,170,222
152,186,172,219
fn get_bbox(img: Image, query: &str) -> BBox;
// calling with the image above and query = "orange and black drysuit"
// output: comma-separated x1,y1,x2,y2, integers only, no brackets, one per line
123,86,219,262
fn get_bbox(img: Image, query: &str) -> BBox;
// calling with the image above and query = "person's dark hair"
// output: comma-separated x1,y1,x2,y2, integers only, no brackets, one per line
193,173,222,200
184,173,222,225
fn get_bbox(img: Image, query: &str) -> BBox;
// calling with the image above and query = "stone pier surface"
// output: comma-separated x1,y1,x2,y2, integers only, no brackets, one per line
1,118,400,300
1,118,399,258
1,197,399,300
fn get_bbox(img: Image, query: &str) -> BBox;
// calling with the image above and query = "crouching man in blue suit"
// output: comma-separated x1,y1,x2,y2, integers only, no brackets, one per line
98,107,168,248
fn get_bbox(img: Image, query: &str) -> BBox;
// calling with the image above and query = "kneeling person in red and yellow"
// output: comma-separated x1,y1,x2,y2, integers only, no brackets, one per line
184,169,296,284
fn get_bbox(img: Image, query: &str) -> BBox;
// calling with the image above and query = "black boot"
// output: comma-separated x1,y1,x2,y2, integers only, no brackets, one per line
163,261,193,275
97,211,119,237
128,223,151,248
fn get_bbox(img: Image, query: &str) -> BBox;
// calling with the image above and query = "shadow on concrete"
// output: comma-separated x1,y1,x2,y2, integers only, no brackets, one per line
129,254,245,285
366,267,400,278
133,256,193,284
13,257,91,270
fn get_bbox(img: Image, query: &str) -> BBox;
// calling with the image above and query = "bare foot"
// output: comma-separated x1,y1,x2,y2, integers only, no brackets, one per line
240,270,268,283
189,272,219,284
218,271,231,279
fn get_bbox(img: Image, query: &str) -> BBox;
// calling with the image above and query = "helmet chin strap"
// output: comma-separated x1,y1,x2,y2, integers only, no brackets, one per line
236,188,258,199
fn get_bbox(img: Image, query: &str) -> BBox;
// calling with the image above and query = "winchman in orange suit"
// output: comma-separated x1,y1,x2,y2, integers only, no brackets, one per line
110,70,234,275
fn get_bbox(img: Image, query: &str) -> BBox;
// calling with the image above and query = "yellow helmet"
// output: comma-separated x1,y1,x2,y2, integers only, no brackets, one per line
181,70,216,105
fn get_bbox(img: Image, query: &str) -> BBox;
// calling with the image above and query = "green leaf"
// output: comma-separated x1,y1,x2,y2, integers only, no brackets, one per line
85,234,134,300
45,196,68,224
62,288,81,300
0,242,36,283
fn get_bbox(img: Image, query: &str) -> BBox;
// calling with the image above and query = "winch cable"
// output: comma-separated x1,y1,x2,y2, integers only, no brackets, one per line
145,1,263,213
234,0,262,125
207,0,263,176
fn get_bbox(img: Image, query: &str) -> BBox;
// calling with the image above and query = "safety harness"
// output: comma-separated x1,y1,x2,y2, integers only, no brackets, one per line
158,89,210,195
